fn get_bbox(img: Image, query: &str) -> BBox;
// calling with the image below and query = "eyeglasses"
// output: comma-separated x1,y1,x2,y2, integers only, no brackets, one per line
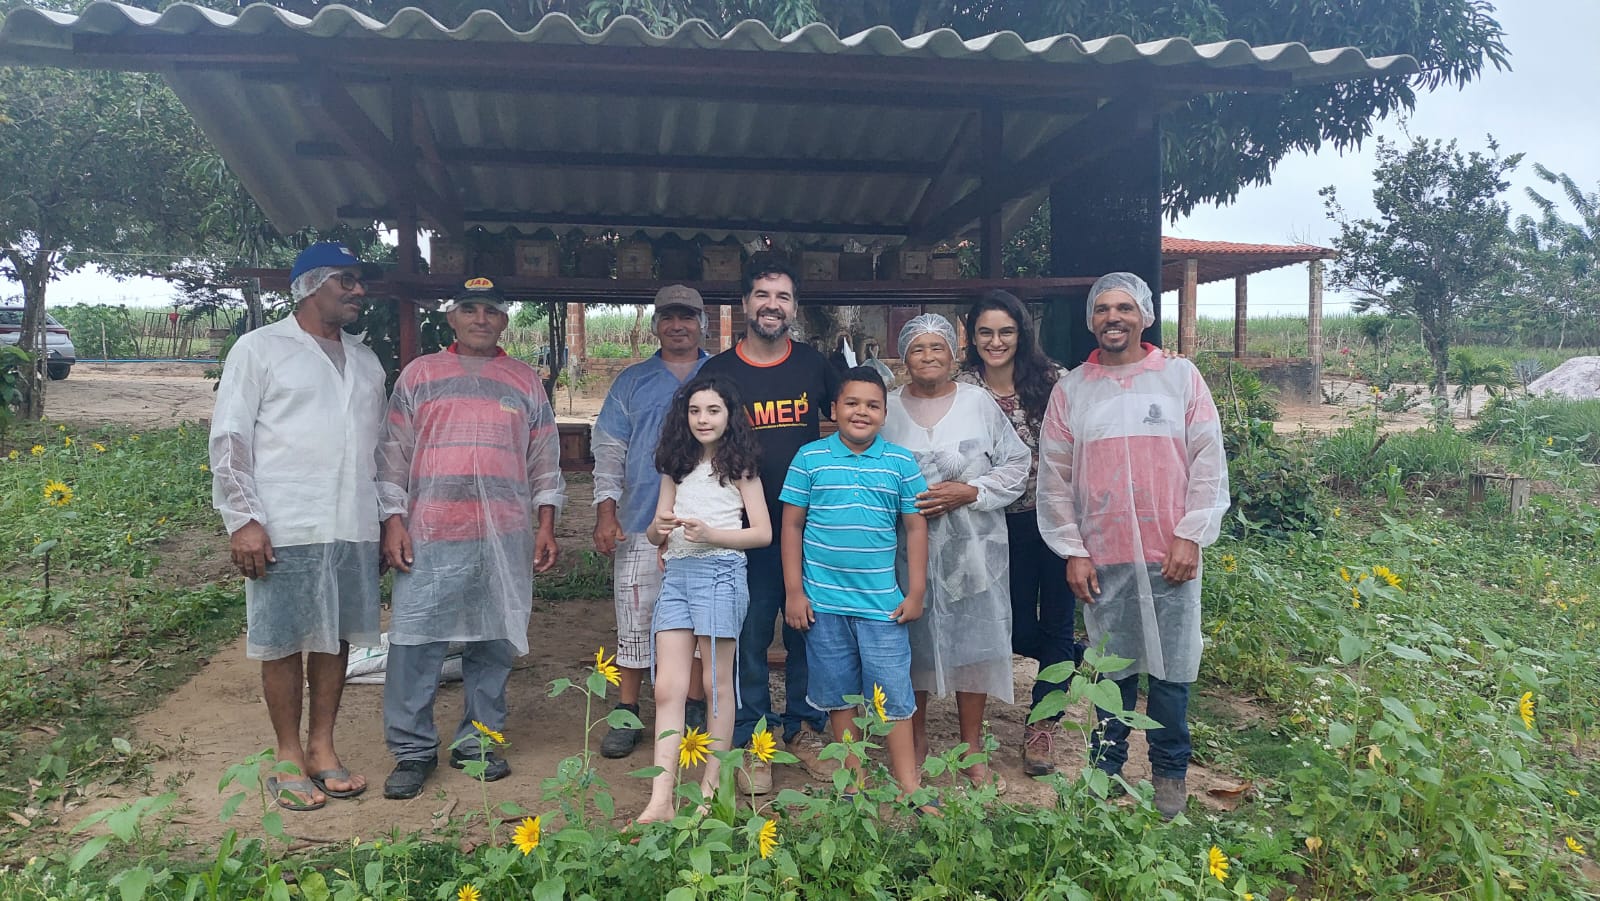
333,271,365,291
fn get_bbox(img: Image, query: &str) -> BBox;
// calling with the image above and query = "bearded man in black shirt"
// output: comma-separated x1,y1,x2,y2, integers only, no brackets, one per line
699,258,841,795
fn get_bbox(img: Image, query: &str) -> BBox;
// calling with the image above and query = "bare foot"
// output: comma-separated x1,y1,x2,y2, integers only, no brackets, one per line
636,803,675,824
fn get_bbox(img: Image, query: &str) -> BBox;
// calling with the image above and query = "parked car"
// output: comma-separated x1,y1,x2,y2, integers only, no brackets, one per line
0,305,76,379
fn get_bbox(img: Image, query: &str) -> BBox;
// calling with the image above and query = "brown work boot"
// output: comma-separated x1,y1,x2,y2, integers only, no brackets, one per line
1022,721,1059,777
786,725,838,781
736,758,772,795
1154,775,1188,820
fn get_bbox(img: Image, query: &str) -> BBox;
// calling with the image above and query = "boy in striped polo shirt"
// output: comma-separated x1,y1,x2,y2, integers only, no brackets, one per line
780,366,932,806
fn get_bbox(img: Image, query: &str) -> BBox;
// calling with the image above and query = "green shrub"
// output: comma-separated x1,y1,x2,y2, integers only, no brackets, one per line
1473,394,1600,465
1223,417,1324,538
1197,355,1279,422
0,344,31,437
1315,420,1481,494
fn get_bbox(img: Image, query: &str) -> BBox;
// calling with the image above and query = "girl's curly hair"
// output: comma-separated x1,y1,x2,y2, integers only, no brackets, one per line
655,374,762,485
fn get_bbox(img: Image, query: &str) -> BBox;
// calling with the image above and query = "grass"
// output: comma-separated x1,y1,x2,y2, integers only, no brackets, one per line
2,406,1599,897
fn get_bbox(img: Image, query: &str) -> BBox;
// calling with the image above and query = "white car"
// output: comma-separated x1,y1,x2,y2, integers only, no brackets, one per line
0,305,76,379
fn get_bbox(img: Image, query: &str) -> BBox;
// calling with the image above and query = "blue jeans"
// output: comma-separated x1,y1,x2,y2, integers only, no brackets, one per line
1006,509,1081,716
734,543,826,745
1090,674,1191,780
804,611,916,721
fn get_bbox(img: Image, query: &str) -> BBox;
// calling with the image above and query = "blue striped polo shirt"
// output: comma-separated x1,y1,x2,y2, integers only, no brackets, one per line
778,433,928,621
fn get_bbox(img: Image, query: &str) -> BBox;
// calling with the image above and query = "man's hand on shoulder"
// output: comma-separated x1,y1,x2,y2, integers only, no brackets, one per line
230,521,276,579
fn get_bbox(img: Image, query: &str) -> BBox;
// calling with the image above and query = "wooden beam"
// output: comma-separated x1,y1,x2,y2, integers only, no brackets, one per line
978,101,1005,279
910,112,979,234
911,99,1152,244
296,141,943,178
307,73,462,236
1179,258,1199,355
1233,275,1248,358
335,205,910,237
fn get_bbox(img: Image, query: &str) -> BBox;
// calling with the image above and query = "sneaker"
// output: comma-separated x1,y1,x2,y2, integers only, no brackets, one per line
684,698,708,734
601,706,643,759
1022,722,1059,777
1153,775,1187,819
450,749,511,782
786,725,838,781
383,757,438,800
736,757,772,795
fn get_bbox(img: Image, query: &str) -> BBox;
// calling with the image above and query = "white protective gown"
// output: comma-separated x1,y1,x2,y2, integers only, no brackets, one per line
376,349,566,656
885,382,1031,701
1035,347,1229,683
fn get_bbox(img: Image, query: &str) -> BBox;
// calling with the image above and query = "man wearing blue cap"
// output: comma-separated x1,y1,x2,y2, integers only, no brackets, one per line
209,241,387,811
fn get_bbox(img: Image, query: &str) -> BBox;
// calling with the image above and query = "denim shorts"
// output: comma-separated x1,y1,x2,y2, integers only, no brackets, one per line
804,611,916,721
653,552,749,640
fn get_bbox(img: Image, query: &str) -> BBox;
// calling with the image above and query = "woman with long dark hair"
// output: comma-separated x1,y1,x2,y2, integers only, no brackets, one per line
955,290,1077,777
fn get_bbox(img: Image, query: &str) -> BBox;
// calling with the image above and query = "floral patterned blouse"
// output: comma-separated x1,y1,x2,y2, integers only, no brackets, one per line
954,366,1068,513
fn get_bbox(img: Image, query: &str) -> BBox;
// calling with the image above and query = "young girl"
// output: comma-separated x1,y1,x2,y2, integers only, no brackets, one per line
636,374,768,823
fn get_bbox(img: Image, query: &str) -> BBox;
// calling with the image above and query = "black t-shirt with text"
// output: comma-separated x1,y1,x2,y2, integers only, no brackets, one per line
699,339,841,546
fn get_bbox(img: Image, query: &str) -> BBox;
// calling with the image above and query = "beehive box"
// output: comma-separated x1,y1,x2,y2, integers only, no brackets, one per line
577,244,614,278
931,254,961,280
801,251,839,282
701,244,743,282
617,240,655,279
656,244,696,281
514,240,559,278
839,251,875,281
882,248,931,280
431,238,465,275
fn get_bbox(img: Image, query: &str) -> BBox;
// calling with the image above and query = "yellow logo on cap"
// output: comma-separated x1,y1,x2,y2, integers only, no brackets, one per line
464,277,495,290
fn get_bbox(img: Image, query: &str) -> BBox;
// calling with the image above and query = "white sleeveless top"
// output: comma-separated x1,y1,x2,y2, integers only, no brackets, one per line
665,459,746,559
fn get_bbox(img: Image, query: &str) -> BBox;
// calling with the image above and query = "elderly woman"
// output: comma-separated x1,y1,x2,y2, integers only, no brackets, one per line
953,290,1076,778
884,313,1030,791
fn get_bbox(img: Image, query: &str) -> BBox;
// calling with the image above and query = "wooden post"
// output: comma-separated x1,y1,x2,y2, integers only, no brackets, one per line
1178,258,1199,355
1308,259,1325,370
720,306,732,350
396,209,421,368
568,302,586,363
1233,275,1248,358
978,101,1005,279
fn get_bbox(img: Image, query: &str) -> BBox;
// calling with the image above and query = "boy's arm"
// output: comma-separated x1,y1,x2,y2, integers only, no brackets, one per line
890,511,928,624
780,503,814,630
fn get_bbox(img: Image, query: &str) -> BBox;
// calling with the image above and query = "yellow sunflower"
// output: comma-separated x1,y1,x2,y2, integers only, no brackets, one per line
30,445,44,456
678,727,712,768
457,884,480,901
1207,845,1229,882
749,728,777,764
1567,836,1586,856
62,436,72,448
1219,553,1238,573
871,683,888,721
1519,692,1536,731
513,816,541,854
43,480,72,507
92,443,106,453
757,818,778,859
594,647,621,686
1371,565,1402,588
471,720,505,745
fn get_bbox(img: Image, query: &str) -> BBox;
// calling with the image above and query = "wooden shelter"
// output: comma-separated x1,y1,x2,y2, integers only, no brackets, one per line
0,4,1414,367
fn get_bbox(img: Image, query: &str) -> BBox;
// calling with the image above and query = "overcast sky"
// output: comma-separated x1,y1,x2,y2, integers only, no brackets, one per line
29,1,1600,318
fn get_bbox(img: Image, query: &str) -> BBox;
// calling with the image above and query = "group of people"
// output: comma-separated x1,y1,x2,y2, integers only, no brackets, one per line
209,241,1228,822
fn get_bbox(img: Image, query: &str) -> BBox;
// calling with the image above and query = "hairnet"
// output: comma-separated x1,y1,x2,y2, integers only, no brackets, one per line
290,265,342,302
1086,272,1155,330
897,313,958,360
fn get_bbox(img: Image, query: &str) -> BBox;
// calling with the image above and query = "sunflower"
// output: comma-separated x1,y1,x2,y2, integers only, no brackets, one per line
513,816,541,854
1519,692,1536,731
748,728,777,764
757,818,778,859
1339,566,1352,583
457,884,480,901
62,436,72,448
1371,565,1402,588
678,727,712,768
92,443,106,453
30,445,44,456
871,684,888,721
1219,553,1238,573
471,720,505,745
594,647,621,686
1567,836,1586,856
1206,845,1229,882
43,480,72,507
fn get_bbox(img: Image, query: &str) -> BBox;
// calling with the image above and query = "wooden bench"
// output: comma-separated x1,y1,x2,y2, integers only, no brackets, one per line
1468,472,1530,517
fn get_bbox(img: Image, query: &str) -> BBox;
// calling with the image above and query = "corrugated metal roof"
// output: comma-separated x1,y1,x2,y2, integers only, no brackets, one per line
0,4,1419,245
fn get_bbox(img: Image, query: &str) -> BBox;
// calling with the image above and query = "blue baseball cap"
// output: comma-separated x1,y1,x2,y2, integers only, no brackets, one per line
290,241,382,282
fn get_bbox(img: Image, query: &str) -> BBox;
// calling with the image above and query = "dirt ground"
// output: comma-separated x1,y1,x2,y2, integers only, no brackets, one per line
43,360,1420,848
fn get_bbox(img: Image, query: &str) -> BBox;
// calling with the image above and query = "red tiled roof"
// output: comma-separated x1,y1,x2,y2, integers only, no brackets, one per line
1161,237,1335,257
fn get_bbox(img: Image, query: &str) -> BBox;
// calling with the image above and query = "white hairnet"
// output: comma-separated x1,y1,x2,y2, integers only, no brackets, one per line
291,265,342,302
1086,272,1155,330
897,313,958,360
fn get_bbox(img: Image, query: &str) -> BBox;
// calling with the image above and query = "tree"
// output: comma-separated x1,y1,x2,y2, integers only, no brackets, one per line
0,66,210,418
1512,164,1600,349
1323,136,1521,402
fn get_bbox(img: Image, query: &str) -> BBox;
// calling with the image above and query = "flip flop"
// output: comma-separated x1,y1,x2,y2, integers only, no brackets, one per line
266,776,326,812
906,796,943,818
310,767,367,799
